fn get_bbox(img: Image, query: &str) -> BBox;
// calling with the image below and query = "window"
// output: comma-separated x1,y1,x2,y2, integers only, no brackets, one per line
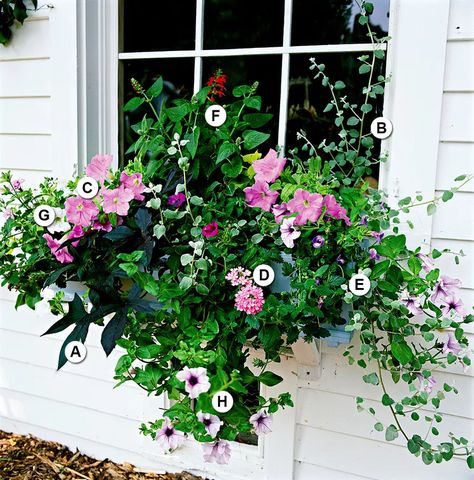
117,0,390,166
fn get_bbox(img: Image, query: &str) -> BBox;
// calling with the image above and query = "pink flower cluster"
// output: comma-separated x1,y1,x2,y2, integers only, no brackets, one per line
44,154,146,264
226,267,265,315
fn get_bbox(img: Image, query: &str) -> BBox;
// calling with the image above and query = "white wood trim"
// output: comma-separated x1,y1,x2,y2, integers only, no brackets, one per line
193,0,204,94
379,0,450,251
48,0,78,179
118,43,386,61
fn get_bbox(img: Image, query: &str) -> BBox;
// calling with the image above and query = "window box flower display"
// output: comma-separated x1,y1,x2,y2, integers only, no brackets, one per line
1,5,474,470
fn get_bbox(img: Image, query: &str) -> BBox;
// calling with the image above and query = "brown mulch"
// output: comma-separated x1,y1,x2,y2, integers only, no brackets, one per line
0,431,207,480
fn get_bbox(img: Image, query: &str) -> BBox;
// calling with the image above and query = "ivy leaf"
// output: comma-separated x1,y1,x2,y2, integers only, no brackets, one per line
243,130,270,150
391,340,413,365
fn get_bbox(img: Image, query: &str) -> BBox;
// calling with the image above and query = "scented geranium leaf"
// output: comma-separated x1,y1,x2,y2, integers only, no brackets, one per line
385,424,399,442
258,371,283,387
243,130,270,150
146,77,163,98
42,294,87,336
123,97,144,111
391,340,413,365
104,226,134,241
101,308,129,356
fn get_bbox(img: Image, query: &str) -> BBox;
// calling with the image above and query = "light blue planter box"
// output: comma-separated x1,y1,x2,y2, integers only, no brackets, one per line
271,254,354,348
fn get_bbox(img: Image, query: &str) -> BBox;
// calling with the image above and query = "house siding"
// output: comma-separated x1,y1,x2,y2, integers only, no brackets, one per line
1,1,473,480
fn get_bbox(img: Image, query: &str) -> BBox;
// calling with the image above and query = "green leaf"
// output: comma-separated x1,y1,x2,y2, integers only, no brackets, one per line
382,393,394,406
385,424,399,441
359,64,371,74
407,439,420,454
361,103,373,114
146,77,163,98
153,224,166,239
251,233,263,244
422,451,433,465
217,141,239,164
104,226,135,241
179,276,193,290
244,96,262,111
101,309,128,356
323,103,334,113
427,203,437,216
196,284,209,295
334,81,346,90
180,254,193,266
166,104,191,122
358,14,368,25
455,174,466,181
391,341,413,365
441,190,454,202
347,116,360,126
243,130,270,150
374,422,384,432
243,113,273,128
362,372,379,385
258,371,283,387
185,127,200,159
123,97,144,111
221,156,243,178
233,85,252,97
467,456,474,469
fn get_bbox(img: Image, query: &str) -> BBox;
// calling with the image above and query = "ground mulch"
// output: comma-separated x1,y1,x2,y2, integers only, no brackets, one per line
0,431,207,480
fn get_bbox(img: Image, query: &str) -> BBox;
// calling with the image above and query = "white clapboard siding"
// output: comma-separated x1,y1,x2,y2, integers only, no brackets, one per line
436,142,474,192
447,0,474,39
432,192,474,241
439,93,474,142
444,42,474,92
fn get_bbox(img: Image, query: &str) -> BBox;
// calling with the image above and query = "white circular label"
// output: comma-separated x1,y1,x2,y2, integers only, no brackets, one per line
370,117,393,139
253,264,275,287
205,105,227,127
212,391,234,413
349,274,371,296
65,341,87,364
76,176,99,199
33,205,55,227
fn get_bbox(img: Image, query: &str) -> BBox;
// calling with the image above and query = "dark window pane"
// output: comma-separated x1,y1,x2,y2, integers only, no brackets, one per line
291,0,390,46
204,0,284,49
121,58,194,163
202,55,282,147
286,53,386,178
122,0,196,52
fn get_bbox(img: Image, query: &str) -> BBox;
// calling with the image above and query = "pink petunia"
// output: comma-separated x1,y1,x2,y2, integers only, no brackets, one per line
202,440,231,465
67,225,84,247
43,234,74,264
202,222,219,238
287,189,323,225
102,186,134,216
168,193,186,208
272,203,290,224
120,172,145,201
252,148,286,184
243,181,279,212
155,417,185,452
65,196,99,227
85,154,113,182
323,194,351,225
92,219,113,232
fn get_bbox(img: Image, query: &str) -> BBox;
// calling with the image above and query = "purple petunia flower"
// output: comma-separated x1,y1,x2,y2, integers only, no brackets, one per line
202,440,232,464
336,254,345,265
431,276,461,303
370,231,385,244
249,410,273,435
399,289,423,316
359,216,368,227
369,248,380,261
197,411,222,438
272,202,290,224
176,366,211,399
156,417,185,451
280,217,301,248
443,332,462,356
440,295,465,317
416,374,436,394
168,193,186,208
417,253,434,273
312,235,325,249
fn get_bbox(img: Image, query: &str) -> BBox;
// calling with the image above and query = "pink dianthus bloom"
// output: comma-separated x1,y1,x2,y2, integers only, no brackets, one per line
102,185,134,216
120,172,145,201
235,284,265,315
202,440,231,465
323,194,351,225
252,148,286,184
225,267,252,287
243,181,279,212
65,196,99,227
287,189,323,225
85,154,113,182
43,234,74,264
